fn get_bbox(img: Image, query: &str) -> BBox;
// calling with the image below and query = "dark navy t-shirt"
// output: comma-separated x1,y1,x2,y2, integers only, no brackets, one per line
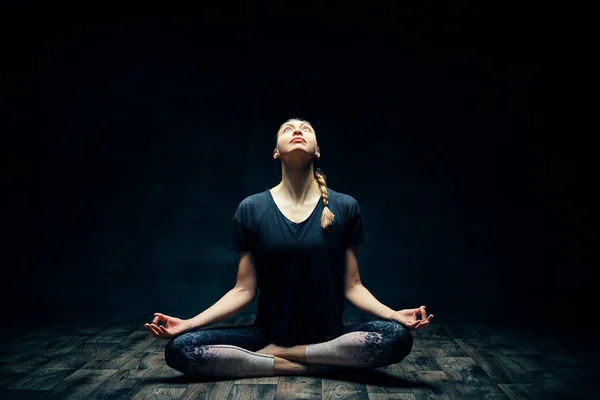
228,188,369,346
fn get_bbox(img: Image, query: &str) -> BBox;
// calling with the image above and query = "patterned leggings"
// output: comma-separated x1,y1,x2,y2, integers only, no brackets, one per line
164,320,413,378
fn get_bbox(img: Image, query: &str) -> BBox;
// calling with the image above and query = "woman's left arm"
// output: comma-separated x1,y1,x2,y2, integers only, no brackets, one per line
343,246,396,320
344,247,434,329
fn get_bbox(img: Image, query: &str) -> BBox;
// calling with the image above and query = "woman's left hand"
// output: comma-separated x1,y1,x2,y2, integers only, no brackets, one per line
391,306,434,330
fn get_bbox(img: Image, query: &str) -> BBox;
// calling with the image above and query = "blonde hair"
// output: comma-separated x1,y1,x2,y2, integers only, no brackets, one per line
278,118,335,230
314,168,335,230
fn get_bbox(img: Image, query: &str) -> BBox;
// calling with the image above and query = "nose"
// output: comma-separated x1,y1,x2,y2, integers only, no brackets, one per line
293,129,303,136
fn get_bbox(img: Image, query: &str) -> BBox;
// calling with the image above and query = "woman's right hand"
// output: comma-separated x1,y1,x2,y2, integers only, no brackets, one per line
145,312,192,339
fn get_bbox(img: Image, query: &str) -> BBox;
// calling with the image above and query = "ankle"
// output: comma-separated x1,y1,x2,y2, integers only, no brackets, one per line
273,356,309,376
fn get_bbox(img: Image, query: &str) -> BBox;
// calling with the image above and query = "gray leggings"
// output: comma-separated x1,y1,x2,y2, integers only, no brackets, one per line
164,320,413,378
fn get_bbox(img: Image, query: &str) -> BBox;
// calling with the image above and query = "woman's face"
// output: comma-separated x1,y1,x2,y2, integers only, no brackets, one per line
274,119,320,161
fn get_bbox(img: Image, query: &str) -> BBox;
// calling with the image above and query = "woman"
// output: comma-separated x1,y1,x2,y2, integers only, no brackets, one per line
145,118,434,378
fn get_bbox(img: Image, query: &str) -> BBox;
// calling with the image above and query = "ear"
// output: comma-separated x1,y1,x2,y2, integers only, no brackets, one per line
273,148,279,159
315,146,320,159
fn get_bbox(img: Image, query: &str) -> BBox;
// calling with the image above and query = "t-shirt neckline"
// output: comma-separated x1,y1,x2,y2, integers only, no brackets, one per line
266,189,322,226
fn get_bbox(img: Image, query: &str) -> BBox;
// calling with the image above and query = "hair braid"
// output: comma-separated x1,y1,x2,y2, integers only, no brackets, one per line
314,168,335,229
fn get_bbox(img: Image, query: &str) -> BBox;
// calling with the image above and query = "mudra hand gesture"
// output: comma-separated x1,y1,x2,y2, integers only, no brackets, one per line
391,305,434,330
145,312,192,339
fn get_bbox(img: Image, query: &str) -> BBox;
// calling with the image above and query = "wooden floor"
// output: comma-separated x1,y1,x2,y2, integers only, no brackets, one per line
0,315,598,399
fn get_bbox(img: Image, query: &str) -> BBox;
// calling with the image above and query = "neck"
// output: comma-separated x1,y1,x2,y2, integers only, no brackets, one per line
275,161,319,204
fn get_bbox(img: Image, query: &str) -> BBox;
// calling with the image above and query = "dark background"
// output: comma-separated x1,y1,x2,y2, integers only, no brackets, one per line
3,6,594,338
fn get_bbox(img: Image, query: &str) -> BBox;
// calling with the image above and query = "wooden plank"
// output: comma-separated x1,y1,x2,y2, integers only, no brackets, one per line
505,355,556,381
234,376,279,384
497,383,543,400
435,357,509,399
43,369,118,400
43,336,89,358
275,376,322,399
83,331,156,370
122,349,188,399
410,371,462,400
143,336,169,353
86,326,140,344
424,339,469,358
323,377,369,400
83,369,142,400
399,351,461,400
0,339,49,361
367,394,416,400
227,383,277,400
365,363,415,395
403,348,443,372
101,329,166,355
180,381,235,400
0,355,53,388
81,345,137,370
131,386,187,399
123,352,168,379
41,343,114,370
455,339,530,383
7,368,78,390
416,324,452,342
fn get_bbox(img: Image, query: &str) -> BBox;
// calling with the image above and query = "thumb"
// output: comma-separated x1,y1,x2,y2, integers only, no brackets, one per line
154,313,169,323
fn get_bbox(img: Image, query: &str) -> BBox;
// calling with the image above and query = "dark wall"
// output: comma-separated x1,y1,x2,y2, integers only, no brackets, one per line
5,6,593,335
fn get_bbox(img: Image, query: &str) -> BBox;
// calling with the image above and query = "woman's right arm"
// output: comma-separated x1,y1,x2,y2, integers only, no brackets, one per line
186,251,258,330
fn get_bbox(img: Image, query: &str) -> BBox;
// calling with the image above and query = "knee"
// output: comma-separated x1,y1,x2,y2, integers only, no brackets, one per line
388,323,413,363
164,336,190,374
366,321,413,365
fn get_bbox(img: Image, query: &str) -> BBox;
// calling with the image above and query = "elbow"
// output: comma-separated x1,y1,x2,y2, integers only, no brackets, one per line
233,285,257,302
344,282,363,299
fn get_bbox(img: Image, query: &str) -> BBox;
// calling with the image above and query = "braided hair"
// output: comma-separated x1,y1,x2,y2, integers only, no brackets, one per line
314,166,335,230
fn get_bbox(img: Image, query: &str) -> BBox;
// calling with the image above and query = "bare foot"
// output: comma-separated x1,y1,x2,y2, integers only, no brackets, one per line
256,343,286,356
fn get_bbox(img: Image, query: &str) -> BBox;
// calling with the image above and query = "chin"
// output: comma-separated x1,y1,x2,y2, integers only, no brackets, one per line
280,151,315,163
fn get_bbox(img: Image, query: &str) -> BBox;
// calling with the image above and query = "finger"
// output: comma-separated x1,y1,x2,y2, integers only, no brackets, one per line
147,324,163,337
154,312,168,323
152,315,159,325
413,320,428,331
158,326,172,338
145,324,160,338
146,323,159,335
414,307,423,320
419,305,428,320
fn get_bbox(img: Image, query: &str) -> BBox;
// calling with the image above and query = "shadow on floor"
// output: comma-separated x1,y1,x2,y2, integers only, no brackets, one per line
146,367,433,390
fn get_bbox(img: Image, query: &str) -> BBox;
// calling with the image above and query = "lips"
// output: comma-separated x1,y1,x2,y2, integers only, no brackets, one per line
290,138,306,143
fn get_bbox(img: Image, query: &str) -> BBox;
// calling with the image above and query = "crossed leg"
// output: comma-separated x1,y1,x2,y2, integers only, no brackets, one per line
164,320,413,378
258,320,413,369
164,324,314,377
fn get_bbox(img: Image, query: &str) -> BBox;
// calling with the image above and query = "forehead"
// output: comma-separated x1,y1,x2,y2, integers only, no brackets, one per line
279,120,312,130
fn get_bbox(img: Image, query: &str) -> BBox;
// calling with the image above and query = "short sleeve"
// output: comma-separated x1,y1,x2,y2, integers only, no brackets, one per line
345,198,370,248
227,204,253,252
